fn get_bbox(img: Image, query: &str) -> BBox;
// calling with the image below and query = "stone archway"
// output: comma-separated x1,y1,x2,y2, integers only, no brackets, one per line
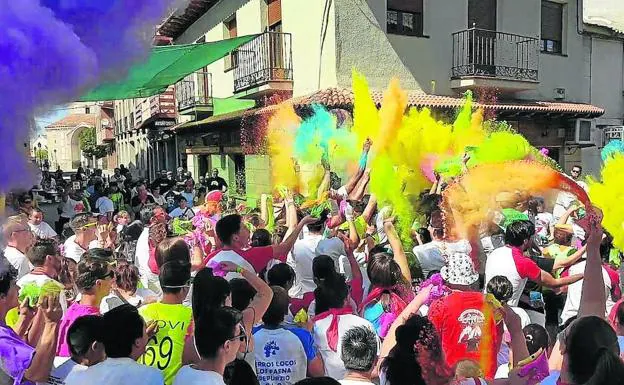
69,124,91,170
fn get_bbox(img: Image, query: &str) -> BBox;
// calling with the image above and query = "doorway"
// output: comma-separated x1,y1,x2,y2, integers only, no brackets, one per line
468,0,497,76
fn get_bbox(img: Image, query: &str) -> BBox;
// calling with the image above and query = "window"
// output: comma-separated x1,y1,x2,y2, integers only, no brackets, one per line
123,117,128,131
85,106,90,114
224,16,238,70
387,0,423,37
541,1,563,53
233,154,246,194
267,0,282,27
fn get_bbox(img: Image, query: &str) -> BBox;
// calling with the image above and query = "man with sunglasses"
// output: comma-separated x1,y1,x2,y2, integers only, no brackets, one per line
57,252,114,357
174,307,246,385
63,213,98,264
3,216,35,279
139,260,193,385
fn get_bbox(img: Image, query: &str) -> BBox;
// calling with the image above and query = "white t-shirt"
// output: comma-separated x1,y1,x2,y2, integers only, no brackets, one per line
208,249,257,281
29,222,58,239
64,357,163,385
96,196,114,215
484,246,542,307
561,260,612,324
135,228,162,297
534,212,554,238
100,287,157,313
315,238,353,280
4,246,32,279
313,314,379,380
287,233,324,298
38,358,86,385
340,380,376,385
253,326,316,385
173,366,225,385
412,240,472,278
63,235,87,263
17,274,68,314
60,198,80,219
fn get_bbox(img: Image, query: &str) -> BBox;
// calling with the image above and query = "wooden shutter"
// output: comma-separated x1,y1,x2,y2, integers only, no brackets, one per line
541,1,563,41
268,0,282,26
387,0,422,13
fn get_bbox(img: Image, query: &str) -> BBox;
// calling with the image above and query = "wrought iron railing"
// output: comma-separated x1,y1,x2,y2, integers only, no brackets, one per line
234,32,293,93
451,28,539,81
176,71,213,111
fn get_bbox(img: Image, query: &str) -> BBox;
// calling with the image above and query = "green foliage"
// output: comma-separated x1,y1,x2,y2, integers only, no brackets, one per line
34,148,48,160
78,127,108,159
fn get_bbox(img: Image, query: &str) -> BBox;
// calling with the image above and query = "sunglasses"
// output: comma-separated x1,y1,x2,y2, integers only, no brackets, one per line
81,222,98,229
229,324,248,342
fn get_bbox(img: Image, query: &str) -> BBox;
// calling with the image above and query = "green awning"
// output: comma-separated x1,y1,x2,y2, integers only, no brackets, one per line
78,35,258,101
213,97,256,116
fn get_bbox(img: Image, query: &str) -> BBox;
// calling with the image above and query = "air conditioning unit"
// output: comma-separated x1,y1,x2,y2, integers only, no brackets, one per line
554,88,566,100
565,119,595,145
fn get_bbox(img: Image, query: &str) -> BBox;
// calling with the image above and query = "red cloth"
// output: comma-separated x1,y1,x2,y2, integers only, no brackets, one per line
148,243,159,275
510,246,541,280
203,246,277,273
290,292,316,315
313,307,353,352
428,291,501,379
603,264,621,299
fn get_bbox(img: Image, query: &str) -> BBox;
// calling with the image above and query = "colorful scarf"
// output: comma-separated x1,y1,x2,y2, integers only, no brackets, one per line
359,286,409,338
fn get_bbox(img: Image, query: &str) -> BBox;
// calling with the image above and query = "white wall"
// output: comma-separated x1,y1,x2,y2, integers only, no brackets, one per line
282,0,338,96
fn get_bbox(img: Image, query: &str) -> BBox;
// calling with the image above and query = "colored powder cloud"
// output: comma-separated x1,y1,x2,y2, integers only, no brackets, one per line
588,153,624,251
0,0,183,189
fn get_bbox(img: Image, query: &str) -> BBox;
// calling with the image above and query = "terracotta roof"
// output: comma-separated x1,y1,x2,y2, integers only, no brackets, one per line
253,88,605,117
46,114,97,129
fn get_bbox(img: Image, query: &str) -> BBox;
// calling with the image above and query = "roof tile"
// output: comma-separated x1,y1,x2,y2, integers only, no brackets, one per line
46,114,97,128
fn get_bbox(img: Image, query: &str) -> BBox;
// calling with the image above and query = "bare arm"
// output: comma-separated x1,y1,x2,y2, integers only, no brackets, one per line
240,268,274,328
503,306,530,367
307,355,325,377
384,221,412,284
260,194,269,225
282,195,298,239
361,195,377,224
272,216,317,258
536,271,583,289
338,233,363,306
579,209,606,319
552,245,586,271
24,296,62,383
347,170,370,202
379,286,432,360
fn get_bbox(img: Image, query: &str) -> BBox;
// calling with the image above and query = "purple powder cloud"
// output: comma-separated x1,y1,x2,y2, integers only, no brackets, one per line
0,0,184,189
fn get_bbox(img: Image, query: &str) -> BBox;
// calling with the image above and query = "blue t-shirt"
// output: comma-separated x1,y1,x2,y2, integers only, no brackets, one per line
252,325,315,385
540,370,560,385
618,336,624,353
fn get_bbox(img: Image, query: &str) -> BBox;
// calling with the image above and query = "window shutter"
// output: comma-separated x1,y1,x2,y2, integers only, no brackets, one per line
541,1,562,41
388,0,422,13
268,0,282,26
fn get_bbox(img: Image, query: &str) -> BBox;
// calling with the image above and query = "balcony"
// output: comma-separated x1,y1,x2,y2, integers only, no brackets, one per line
233,32,293,96
451,28,539,92
175,71,214,118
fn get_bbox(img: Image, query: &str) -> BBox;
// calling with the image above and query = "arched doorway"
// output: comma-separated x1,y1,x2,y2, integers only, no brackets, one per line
69,124,90,170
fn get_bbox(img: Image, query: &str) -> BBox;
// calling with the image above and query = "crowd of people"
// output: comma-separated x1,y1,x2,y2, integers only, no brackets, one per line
1,147,623,385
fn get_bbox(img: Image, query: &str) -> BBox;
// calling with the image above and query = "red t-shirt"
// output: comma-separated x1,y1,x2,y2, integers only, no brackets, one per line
428,291,501,379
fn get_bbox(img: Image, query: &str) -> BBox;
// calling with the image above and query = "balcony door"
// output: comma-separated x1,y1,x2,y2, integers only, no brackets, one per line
468,0,497,76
